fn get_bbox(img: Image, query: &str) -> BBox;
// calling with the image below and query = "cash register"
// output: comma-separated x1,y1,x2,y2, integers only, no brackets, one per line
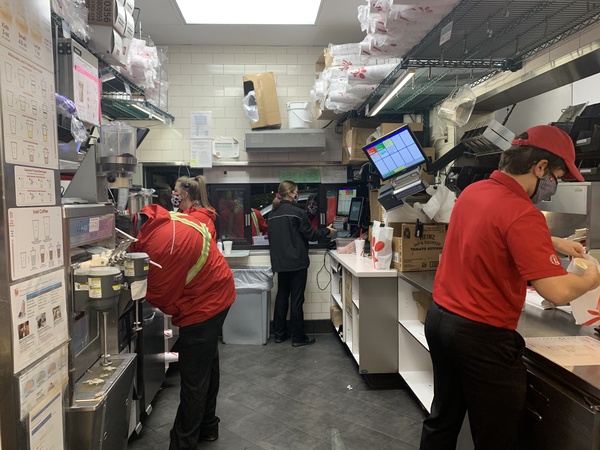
362,123,429,211
333,187,356,237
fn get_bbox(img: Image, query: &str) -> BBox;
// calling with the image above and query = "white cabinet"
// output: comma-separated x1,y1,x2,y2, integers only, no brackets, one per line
329,252,398,374
398,272,473,448
398,276,434,411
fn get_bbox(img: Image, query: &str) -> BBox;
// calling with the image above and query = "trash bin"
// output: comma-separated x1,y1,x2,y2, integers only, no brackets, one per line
222,266,273,345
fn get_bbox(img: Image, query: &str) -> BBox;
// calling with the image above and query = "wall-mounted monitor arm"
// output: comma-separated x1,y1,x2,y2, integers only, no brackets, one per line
425,142,468,175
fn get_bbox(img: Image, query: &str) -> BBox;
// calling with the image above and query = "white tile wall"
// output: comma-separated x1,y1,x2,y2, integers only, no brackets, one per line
137,45,343,166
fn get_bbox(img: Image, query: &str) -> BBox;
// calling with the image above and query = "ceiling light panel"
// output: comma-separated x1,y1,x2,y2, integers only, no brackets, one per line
176,0,323,25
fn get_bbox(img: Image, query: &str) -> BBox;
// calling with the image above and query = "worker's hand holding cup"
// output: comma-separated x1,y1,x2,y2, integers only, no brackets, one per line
571,257,600,291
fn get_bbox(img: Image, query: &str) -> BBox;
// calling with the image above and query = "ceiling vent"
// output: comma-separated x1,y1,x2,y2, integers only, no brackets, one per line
245,129,326,152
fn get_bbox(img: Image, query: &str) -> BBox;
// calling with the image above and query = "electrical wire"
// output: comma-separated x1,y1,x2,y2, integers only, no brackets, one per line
316,249,332,291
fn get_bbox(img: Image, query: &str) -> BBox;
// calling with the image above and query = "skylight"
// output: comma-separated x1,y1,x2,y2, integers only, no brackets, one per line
175,0,323,25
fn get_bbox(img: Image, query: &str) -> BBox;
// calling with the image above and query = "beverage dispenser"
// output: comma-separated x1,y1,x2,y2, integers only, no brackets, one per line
121,252,149,331
86,266,123,366
96,122,137,187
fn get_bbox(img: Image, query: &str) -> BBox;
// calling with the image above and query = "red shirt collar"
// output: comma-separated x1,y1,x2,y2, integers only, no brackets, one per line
489,170,531,202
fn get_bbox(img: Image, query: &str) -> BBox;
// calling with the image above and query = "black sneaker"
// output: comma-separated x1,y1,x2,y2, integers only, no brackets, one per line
198,432,218,442
274,333,290,344
292,337,316,347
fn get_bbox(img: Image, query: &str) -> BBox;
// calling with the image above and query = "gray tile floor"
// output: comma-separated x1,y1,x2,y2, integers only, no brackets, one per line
127,333,426,449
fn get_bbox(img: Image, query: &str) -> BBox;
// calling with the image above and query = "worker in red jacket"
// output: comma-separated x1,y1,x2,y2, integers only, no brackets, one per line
131,205,235,449
172,175,217,241
250,208,268,236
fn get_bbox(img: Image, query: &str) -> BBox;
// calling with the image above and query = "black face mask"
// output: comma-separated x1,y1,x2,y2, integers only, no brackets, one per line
530,172,558,204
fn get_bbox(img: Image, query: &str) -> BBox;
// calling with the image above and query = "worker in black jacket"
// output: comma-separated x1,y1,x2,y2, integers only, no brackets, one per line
268,181,336,347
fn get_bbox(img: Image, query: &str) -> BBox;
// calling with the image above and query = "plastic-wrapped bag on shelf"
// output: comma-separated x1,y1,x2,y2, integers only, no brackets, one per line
347,62,398,84
55,93,88,143
121,38,160,89
52,0,92,42
243,91,259,123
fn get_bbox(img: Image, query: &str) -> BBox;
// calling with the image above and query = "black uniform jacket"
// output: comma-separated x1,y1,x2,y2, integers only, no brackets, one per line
268,200,330,272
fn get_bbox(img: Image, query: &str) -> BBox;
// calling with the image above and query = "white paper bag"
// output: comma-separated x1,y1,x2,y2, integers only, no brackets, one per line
566,254,600,325
371,221,394,270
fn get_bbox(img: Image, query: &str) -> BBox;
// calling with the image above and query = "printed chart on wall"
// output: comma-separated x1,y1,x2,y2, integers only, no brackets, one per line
11,269,68,374
19,344,68,420
29,391,64,450
14,165,56,206
0,44,57,168
8,206,64,281
0,0,54,69
72,55,101,126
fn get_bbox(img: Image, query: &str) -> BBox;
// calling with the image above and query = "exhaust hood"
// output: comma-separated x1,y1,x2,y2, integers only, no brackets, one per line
245,129,326,152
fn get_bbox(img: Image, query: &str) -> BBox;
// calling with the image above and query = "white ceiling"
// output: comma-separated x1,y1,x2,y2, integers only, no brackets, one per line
133,0,368,47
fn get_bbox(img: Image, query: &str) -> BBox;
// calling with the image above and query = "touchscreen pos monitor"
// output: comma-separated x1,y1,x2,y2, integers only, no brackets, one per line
363,124,429,210
362,124,428,181
347,197,365,227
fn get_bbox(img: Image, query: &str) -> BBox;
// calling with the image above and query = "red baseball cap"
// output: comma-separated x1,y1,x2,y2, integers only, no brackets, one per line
511,125,583,181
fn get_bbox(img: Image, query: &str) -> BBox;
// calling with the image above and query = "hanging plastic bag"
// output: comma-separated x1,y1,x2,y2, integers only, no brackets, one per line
371,221,394,270
566,254,600,325
438,84,476,127
422,185,457,223
243,90,259,123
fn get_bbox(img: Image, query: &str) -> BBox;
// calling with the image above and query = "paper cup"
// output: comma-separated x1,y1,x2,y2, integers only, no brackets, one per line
223,241,233,255
355,239,365,258
575,258,593,270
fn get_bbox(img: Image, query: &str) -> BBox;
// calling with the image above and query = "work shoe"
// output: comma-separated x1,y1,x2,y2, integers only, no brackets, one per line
292,336,316,347
198,432,218,442
274,333,290,343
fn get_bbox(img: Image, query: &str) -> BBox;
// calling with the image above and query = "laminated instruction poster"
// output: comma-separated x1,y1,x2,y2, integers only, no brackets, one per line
1,44,57,169
19,344,68,420
8,206,64,281
10,269,68,373
0,0,54,69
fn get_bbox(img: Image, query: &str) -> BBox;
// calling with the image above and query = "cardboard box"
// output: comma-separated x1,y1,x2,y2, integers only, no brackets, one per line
390,223,446,272
315,48,333,73
242,72,281,130
330,305,343,329
86,0,126,36
412,291,433,324
122,0,135,15
378,122,424,135
89,26,125,65
369,189,383,223
344,274,353,316
316,100,341,121
123,10,135,39
343,127,376,164
342,118,382,139
422,147,436,185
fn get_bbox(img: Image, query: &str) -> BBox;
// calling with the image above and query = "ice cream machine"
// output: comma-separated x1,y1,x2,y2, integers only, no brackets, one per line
62,203,152,450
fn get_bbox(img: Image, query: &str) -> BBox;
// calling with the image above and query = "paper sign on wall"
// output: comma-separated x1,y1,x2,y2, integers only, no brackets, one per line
190,139,212,168
213,137,239,158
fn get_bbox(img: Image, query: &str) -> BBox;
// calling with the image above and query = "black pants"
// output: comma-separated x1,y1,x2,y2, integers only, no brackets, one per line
420,302,527,450
169,307,229,450
273,269,308,342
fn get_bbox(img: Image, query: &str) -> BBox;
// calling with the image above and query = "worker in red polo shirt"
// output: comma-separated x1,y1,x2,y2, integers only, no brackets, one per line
420,125,600,450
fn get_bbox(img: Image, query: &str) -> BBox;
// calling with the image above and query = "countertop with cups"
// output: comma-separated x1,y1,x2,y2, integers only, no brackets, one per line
330,251,397,278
